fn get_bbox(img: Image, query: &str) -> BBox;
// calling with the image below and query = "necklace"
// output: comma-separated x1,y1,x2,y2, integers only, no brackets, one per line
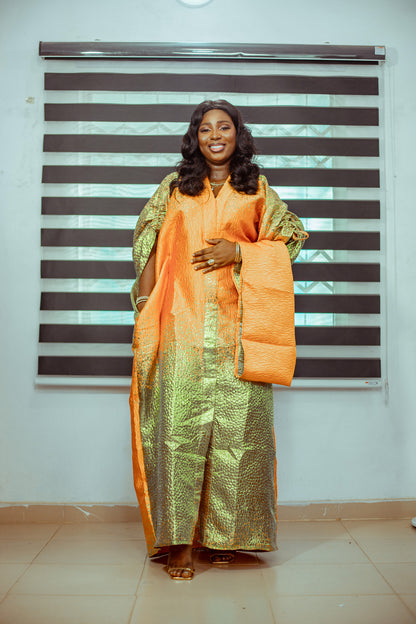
210,179,227,187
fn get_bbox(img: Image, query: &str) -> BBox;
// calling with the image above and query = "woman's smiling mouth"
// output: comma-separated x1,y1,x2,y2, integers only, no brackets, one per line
209,144,225,152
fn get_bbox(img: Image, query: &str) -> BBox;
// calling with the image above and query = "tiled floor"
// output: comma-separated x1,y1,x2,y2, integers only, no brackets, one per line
0,519,415,623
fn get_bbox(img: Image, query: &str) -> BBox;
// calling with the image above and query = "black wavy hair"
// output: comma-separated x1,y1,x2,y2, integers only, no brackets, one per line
170,99,260,197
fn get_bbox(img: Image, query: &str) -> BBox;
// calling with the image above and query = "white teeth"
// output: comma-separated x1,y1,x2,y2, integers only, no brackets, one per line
210,145,224,152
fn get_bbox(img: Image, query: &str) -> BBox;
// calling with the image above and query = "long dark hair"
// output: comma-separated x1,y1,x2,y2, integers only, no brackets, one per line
170,100,260,197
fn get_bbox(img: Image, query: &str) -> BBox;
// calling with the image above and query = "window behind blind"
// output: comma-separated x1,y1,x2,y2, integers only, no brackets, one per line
38,55,384,387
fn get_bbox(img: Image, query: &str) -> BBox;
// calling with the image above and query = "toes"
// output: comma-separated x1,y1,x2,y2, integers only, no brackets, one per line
210,551,234,564
168,566,193,579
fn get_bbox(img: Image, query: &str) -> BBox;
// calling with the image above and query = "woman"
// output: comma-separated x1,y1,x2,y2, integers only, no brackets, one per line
129,100,308,580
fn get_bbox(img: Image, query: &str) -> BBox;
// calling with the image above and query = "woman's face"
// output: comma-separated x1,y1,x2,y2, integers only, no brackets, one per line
197,109,237,170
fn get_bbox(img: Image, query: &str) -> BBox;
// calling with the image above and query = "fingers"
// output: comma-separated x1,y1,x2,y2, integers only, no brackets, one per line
191,239,229,271
201,259,218,273
191,246,214,261
192,239,223,263
194,259,217,272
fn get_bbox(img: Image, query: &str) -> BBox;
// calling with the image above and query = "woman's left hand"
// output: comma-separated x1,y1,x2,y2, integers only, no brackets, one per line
191,238,237,273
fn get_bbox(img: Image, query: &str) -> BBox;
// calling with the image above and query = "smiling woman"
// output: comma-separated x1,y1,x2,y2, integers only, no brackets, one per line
129,99,308,581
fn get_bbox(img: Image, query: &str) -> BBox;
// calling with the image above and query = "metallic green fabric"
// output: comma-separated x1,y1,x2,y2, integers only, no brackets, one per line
141,274,276,551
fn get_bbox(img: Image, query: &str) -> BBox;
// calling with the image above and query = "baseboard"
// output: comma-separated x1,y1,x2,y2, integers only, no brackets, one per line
276,499,416,521
0,500,415,523
0,504,141,524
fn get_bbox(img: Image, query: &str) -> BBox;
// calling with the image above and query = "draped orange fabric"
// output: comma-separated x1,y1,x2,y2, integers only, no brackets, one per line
237,239,296,385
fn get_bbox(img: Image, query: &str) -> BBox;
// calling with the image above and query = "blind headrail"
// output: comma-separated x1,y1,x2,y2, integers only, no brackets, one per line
39,42,386,63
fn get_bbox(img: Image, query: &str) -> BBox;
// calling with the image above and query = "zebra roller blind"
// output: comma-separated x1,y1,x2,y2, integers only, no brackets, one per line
38,54,384,387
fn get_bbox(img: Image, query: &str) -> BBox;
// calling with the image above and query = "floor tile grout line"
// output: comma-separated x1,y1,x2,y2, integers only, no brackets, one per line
0,594,134,624
0,524,64,603
0,562,32,602
340,519,391,565
367,561,416,622
50,524,146,542
0,592,141,597
16,559,148,567
404,603,416,624
242,592,416,596
340,519,416,622
262,593,413,598
0,525,146,612
50,538,147,542
259,568,277,624
264,593,415,622
257,562,408,567
0,527,148,566
127,595,139,624
0,524,63,542
28,523,71,565
128,555,150,624
340,519,416,567
134,554,149,597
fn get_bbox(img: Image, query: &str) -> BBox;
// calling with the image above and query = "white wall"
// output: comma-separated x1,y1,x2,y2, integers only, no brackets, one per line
1,0,415,505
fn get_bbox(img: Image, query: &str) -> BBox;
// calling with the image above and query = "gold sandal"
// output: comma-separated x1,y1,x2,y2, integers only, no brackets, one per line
167,564,195,580
209,550,235,565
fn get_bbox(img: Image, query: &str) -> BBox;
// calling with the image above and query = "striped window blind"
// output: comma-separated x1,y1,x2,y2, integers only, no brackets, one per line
38,56,383,387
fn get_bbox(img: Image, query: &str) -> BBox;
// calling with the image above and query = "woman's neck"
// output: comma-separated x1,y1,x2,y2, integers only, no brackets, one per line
208,164,230,183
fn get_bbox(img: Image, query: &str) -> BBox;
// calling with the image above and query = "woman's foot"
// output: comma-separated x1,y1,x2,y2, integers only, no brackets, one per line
167,544,194,580
209,549,235,565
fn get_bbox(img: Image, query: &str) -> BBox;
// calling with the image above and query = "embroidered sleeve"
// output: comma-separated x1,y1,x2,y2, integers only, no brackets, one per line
259,176,308,264
131,172,177,313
